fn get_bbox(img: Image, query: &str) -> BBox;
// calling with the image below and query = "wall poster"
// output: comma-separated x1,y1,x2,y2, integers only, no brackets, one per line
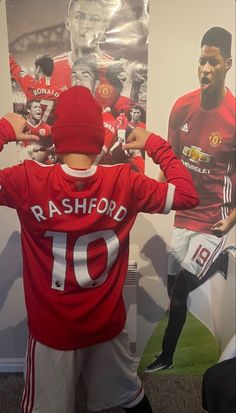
2,0,149,367
5,0,149,169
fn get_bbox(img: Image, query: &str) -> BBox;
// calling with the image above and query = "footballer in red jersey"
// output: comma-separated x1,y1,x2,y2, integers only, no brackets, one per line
9,54,67,124
18,100,53,164
109,110,128,155
108,108,145,172
94,107,117,165
168,87,235,234
26,101,51,138
0,87,198,412
51,1,146,116
145,27,236,375
128,105,146,130
51,0,119,109
126,106,146,173
116,110,129,131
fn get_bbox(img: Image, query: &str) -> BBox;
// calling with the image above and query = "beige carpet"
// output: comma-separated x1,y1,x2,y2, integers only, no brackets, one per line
0,373,205,413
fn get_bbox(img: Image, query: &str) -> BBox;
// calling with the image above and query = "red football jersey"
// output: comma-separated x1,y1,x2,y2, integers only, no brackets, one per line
113,95,136,118
128,121,146,129
26,119,51,139
9,55,67,123
0,118,198,350
51,52,74,89
102,111,117,151
116,113,128,130
168,88,236,233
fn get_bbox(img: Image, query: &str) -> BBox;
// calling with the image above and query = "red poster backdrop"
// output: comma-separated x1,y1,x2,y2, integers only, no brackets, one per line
5,0,149,168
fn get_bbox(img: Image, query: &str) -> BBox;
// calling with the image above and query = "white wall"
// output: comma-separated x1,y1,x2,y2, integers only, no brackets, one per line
0,0,28,372
0,0,235,369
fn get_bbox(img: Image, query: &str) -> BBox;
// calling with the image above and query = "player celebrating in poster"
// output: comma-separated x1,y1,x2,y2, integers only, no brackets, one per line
0,86,198,413
9,54,67,124
26,101,51,138
145,27,236,373
18,100,53,164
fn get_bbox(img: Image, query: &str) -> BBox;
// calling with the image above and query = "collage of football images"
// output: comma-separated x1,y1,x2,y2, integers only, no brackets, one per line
7,0,149,169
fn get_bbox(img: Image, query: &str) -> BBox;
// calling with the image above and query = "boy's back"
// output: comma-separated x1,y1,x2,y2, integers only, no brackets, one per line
1,151,175,350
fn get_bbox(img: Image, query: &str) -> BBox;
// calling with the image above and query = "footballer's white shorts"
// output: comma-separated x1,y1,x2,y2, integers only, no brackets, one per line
21,328,143,413
168,227,226,280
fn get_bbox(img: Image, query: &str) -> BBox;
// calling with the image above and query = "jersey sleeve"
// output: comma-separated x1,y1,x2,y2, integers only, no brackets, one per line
0,164,28,209
0,117,28,208
129,133,199,214
0,117,16,151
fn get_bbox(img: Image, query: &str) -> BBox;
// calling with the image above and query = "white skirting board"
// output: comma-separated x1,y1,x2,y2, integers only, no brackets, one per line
0,358,25,373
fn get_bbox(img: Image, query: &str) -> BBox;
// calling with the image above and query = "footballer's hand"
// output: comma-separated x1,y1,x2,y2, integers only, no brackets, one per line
123,127,151,151
3,113,39,142
211,220,229,237
211,217,235,238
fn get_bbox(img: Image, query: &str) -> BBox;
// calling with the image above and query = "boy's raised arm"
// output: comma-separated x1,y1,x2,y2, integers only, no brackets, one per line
0,113,39,152
124,127,199,211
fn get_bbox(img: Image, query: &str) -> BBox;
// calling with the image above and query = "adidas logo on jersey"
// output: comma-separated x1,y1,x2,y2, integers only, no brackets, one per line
181,123,189,133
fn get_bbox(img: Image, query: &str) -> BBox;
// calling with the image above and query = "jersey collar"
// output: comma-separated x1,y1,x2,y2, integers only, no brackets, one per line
61,164,97,177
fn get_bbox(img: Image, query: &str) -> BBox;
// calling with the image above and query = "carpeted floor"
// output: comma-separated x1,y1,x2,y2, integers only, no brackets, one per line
0,373,205,413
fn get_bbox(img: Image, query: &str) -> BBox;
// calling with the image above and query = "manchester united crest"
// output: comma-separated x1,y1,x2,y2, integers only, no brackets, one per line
209,132,222,147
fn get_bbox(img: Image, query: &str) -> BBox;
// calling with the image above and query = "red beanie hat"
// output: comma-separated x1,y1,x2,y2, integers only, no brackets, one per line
51,86,104,154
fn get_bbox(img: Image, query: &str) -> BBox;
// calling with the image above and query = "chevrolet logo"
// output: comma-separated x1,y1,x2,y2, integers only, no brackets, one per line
183,146,212,163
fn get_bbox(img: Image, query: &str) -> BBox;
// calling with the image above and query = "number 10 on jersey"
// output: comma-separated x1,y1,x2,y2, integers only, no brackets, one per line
45,230,119,290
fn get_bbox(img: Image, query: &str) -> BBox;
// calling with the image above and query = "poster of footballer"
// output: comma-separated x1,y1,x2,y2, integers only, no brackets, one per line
5,0,149,167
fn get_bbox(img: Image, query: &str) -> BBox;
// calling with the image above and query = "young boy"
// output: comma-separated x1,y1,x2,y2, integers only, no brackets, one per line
0,86,199,413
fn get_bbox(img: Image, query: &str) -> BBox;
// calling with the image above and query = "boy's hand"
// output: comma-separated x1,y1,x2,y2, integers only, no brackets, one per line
123,127,151,151
3,113,39,142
